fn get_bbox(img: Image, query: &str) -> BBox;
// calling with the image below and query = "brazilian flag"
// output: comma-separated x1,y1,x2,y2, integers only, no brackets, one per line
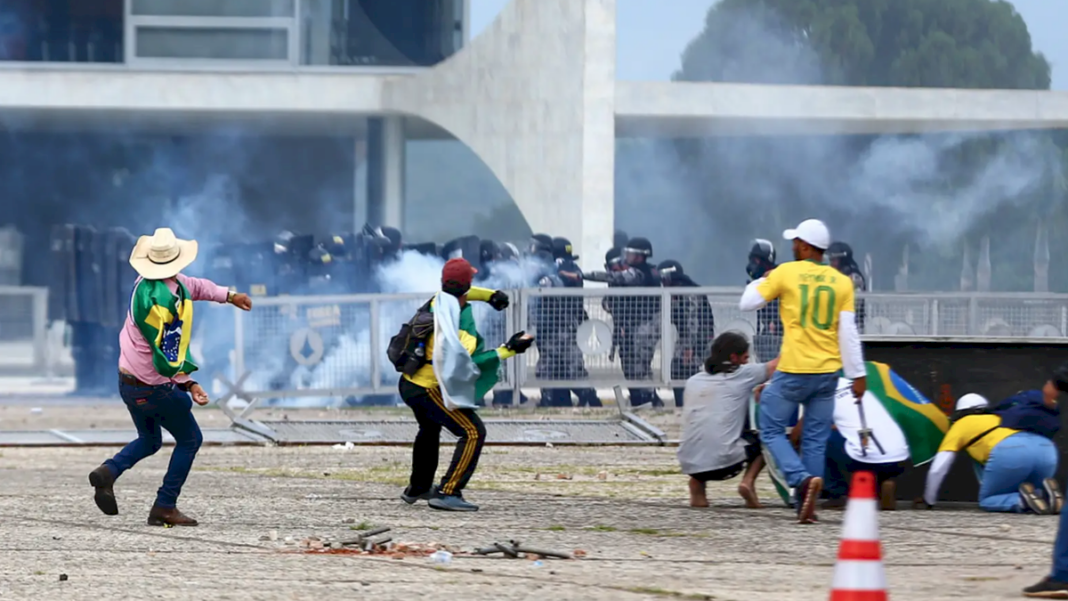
131,277,197,378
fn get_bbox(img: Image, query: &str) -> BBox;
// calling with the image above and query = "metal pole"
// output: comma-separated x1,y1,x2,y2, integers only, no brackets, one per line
369,297,381,393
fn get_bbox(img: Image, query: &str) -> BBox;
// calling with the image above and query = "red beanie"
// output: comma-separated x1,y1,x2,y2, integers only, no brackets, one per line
441,258,477,295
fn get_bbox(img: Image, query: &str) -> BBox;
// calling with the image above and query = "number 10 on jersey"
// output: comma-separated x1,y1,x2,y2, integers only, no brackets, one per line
799,284,836,330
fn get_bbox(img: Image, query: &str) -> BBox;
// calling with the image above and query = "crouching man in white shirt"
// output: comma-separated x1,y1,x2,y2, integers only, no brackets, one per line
794,377,910,511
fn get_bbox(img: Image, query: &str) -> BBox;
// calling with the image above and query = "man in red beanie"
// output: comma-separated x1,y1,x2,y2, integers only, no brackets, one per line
398,258,533,511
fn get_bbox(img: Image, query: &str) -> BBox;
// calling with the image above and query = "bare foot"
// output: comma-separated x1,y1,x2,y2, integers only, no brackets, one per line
689,477,709,508
738,482,762,509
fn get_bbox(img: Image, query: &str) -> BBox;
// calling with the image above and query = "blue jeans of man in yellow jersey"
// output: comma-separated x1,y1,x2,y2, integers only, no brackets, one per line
758,371,838,488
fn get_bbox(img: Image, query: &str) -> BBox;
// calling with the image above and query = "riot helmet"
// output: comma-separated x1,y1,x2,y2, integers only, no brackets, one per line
623,237,653,266
747,238,776,281
826,241,853,269
325,235,348,259
274,230,296,255
551,237,578,261
480,239,501,264
500,242,519,262
380,226,403,253
613,230,630,250
529,233,553,255
657,260,684,285
605,247,623,271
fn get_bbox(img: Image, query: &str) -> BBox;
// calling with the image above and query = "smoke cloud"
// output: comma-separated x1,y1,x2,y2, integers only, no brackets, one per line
616,4,1062,290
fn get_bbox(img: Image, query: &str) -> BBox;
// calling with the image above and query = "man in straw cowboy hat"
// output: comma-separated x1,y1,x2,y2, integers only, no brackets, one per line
88,227,252,527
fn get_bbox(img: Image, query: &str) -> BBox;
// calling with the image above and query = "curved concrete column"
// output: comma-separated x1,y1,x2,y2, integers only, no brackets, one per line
382,0,617,269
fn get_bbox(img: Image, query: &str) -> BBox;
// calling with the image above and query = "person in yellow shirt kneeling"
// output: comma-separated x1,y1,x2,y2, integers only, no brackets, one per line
924,394,1059,513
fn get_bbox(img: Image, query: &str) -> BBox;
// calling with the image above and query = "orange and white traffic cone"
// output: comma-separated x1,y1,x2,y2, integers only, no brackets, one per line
829,471,888,601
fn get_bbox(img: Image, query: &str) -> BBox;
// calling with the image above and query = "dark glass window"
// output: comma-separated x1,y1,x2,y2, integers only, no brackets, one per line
301,0,463,67
131,0,295,18
136,27,289,60
0,0,124,63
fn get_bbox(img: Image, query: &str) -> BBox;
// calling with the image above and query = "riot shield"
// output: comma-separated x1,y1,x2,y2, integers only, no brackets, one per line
48,224,77,322
74,226,103,325
110,228,138,324
99,230,120,328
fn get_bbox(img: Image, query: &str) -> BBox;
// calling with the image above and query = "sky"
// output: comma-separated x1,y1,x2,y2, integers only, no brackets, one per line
469,0,1068,90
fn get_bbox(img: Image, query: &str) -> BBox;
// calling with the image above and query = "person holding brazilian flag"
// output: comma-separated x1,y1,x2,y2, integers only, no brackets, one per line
88,228,253,527
763,360,951,510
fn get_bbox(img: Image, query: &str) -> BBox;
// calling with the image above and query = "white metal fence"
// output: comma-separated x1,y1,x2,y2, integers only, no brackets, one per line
0,286,50,377
227,287,1068,401
228,292,517,402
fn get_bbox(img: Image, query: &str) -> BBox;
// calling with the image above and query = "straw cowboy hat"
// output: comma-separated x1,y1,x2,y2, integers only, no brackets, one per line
129,228,198,280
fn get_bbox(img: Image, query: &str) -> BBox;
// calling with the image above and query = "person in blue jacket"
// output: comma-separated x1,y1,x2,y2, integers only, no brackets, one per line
1021,365,1068,598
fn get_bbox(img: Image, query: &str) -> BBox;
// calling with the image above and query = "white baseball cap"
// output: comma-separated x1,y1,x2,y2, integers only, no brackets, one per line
783,219,830,251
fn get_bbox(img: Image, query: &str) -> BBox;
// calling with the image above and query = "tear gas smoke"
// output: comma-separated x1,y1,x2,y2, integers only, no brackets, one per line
616,5,1062,290
235,249,554,407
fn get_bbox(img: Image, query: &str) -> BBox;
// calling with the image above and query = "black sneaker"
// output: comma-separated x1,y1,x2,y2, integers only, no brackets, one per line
428,494,479,512
1045,479,1065,515
401,485,437,505
1023,576,1068,598
88,465,118,516
796,476,822,524
1020,483,1050,514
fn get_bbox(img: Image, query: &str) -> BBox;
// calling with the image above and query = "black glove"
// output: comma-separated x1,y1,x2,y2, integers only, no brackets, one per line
504,331,535,354
488,290,510,311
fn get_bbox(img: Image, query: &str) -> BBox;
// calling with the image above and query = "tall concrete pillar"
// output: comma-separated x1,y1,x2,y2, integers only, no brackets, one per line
382,0,617,270
366,116,406,230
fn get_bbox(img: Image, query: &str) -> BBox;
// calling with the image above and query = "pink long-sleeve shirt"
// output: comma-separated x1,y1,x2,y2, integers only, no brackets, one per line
118,273,230,386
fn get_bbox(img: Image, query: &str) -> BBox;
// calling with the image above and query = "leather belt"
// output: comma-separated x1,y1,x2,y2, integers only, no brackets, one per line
119,371,154,388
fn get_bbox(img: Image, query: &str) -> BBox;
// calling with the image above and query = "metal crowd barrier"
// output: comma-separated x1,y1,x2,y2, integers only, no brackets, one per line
0,286,50,377
222,288,1068,405
221,292,517,410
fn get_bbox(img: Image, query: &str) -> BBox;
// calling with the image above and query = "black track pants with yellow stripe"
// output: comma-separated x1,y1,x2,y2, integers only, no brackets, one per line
399,378,487,497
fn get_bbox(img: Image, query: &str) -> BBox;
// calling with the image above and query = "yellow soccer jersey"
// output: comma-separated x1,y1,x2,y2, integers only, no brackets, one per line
755,260,856,374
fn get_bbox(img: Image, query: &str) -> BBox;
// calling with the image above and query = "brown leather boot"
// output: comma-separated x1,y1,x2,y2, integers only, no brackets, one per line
147,505,199,527
88,465,118,516
880,480,898,511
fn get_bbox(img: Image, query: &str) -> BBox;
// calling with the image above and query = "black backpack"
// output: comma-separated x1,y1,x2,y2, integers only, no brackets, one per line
387,299,435,375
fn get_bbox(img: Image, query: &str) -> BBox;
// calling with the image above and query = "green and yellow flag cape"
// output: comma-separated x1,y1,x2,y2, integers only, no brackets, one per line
130,277,197,378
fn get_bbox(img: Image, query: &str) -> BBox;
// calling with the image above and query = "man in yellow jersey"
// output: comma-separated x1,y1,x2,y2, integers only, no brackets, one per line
739,219,867,524
398,258,533,512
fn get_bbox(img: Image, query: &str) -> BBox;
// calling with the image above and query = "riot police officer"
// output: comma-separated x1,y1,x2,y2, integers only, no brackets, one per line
584,237,662,407
747,239,781,363
530,237,601,407
658,260,715,408
827,241,866,333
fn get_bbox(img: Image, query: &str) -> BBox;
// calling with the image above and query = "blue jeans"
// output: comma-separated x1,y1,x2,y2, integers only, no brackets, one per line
979,432,1058,512
104,380,204,508
758,371,838,488
1053,482,1068,581
823,429,907,499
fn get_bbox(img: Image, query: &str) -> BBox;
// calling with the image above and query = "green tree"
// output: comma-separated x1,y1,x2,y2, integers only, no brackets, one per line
677,0,1050,89
662,0,1061,291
